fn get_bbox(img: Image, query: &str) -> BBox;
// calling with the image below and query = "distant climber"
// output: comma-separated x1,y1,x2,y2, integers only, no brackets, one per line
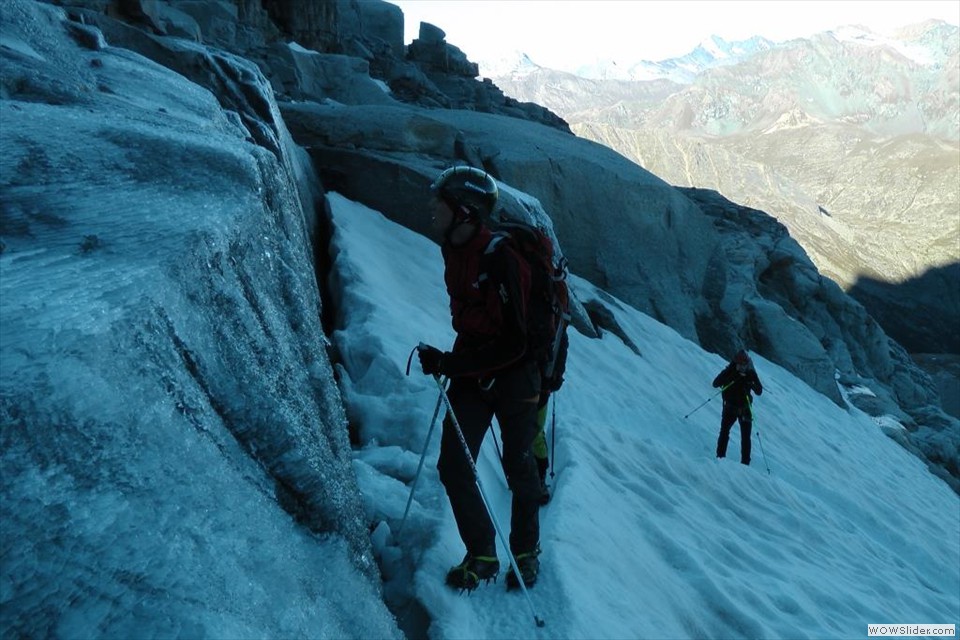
712,350,763,465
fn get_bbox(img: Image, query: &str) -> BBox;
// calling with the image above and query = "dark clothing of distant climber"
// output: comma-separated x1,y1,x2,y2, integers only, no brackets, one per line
713,350,763,465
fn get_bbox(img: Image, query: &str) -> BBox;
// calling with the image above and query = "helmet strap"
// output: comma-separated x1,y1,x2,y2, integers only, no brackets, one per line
444,216,480,246
440,198,468,227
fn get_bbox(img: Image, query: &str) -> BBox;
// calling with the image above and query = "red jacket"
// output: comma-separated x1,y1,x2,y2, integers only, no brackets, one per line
441,227,531,378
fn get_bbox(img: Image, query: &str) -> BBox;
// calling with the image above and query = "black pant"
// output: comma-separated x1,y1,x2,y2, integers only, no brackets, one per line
716,402,752,465
437,361,541,556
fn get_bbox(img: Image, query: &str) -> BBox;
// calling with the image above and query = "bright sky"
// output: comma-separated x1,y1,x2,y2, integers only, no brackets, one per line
388,0,960,70
328,190,960,638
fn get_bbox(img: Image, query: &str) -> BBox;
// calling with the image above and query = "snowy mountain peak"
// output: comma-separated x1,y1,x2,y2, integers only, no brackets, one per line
478,49,541,78
477,34,777,82
613,35,776,82
483,21,953,83
696,34,733,59
828,23,938,65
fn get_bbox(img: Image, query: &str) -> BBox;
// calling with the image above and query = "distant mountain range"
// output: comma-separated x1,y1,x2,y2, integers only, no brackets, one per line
485,20,960,354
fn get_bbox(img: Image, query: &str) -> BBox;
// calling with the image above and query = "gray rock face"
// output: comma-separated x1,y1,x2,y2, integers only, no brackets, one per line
913,354,960,418
1,1,402,635
337,0,404,57
259,0,338,52
681,187,932,408
266,43,397,105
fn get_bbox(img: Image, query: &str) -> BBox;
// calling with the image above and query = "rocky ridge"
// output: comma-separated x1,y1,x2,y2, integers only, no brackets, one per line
489,23,960,356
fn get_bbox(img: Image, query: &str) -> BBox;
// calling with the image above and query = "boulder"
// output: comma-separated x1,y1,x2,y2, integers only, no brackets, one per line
136,0,203,41
337,0,403,58
266,43,396,105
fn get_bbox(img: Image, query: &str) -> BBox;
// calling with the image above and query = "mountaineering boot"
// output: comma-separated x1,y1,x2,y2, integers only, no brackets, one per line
445,551,500,592
536,457,550,505
505,546,540,591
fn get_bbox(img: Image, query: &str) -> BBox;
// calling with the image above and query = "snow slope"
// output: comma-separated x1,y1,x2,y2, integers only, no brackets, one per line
328,192,959,639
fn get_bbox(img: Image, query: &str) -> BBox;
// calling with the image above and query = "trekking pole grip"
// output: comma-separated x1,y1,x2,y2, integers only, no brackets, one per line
405,343,431,376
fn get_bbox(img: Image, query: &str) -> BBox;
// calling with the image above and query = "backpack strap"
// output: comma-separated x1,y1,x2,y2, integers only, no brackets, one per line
479,232,512,286
484,231,510,255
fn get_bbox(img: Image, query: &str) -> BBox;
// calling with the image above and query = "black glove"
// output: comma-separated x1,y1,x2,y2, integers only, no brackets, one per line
418,345,445,376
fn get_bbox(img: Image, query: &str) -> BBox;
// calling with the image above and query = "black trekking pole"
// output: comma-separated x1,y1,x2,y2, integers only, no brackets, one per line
747,399,771,475
397,383,446,537
426,367,546,628
549,392,557,482
683,383,731,419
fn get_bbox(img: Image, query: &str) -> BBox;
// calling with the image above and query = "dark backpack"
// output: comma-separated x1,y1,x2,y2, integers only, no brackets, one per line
485,220,570,389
